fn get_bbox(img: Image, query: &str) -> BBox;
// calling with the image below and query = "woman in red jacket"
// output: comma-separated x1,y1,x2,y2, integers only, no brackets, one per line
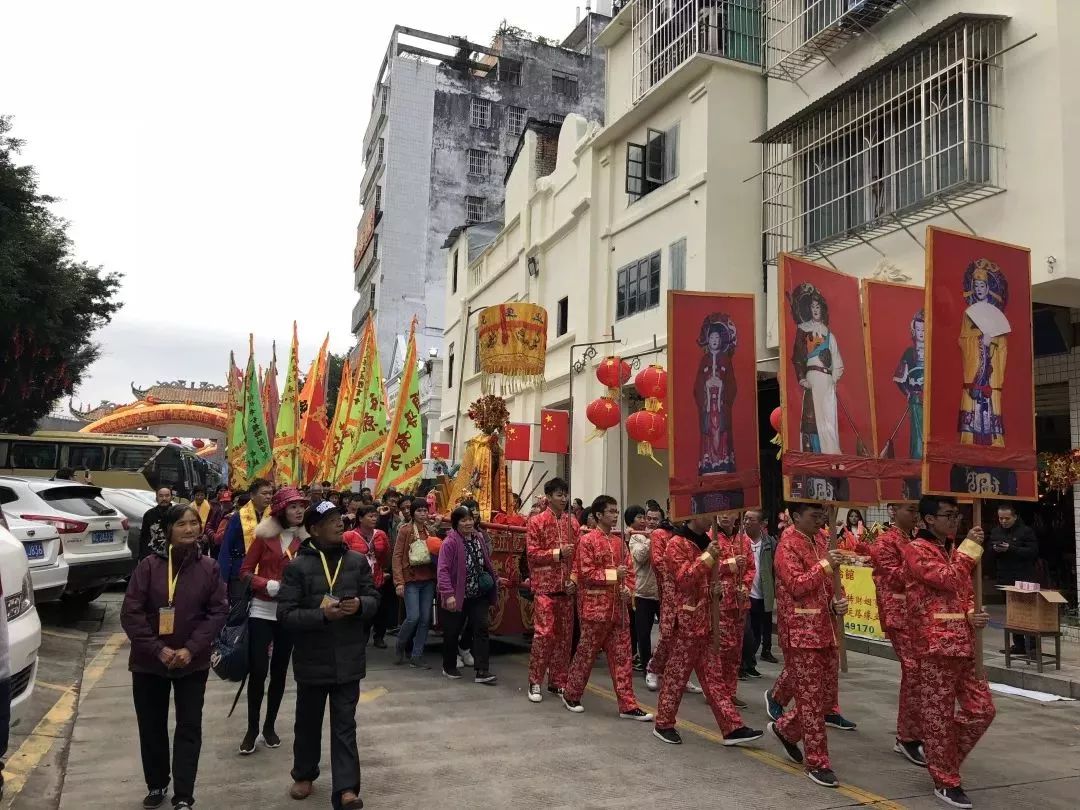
343,505,390,647
238,486,308,755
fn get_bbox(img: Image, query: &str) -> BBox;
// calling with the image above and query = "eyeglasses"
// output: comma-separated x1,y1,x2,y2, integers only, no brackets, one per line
933,511,961,520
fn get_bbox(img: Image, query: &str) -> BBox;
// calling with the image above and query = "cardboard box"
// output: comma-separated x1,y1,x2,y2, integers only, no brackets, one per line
998,586,1068,633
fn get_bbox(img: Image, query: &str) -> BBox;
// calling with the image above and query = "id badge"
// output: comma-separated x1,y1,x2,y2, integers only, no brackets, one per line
320,594,339,610
158,606,176,636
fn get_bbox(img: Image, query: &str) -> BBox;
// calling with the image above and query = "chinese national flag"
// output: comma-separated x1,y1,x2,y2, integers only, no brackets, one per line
429,442,450,460
540,409,570,454
504,423,532,461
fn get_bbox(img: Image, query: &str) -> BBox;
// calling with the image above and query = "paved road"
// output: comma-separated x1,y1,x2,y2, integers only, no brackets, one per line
5,595,1080,809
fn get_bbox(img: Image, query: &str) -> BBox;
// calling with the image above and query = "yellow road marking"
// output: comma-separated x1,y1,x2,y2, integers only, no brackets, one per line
34,681,73,694
359,687,388,703
584,683,905,810
2,633,128,803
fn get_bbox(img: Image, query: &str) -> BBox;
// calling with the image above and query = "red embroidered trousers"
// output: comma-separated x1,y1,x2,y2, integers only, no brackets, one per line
564,620,637,712
884,626,922,743
527,594,575,690
775,647,837,770
648,584,674,676
654,633,744,735
773,652,841,715
918,656,995,789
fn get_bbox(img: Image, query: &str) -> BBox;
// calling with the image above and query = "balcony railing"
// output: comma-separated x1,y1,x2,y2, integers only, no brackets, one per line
630,0,762,104
763,0,904,81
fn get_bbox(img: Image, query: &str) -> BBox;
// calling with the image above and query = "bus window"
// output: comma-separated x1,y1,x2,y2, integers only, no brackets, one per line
10,442,58,470
67,444,107,471
110,446,157,471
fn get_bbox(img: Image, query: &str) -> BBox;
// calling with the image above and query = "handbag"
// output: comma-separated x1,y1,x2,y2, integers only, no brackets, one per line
408,525,432,566
477,570,495,595
211,582,251,684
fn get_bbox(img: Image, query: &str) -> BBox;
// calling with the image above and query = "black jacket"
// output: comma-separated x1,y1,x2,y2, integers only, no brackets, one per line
989,518,1038,584
139,503,172,560
278,542,380,684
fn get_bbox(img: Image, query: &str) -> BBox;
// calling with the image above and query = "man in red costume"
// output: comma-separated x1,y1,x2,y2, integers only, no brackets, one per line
561,495,652,721
904,495,994,810
713,512,754,704
644,505,671,691
525,478,579,703
870,502,925,766
769,502,848,789
652,514,763,747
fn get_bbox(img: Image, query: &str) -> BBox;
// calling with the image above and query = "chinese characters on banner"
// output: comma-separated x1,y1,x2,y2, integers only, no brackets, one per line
840,565,885,641
923,228,1037,499
666,292,761,520
778,255,877,504
863,280,925,502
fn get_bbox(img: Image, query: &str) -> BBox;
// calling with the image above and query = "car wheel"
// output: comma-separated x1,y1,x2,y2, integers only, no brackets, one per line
62,586,107,606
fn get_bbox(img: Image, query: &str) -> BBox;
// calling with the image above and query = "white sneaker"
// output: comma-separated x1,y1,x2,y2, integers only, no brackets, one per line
459,648,475,667
456,654,465,669
685,680,703,694
528,684,543,703
645,671,659,691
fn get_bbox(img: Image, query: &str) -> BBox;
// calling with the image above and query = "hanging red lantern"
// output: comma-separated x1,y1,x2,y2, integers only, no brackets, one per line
596,356,631,391
626,408,667,465
170,437,182,445
769,406,782,432
652,401,668,450
634,364,668,401
585,396,621,441
191,438,206,449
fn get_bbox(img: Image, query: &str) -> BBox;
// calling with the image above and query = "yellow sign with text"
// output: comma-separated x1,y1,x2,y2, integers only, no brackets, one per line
840,565,885,641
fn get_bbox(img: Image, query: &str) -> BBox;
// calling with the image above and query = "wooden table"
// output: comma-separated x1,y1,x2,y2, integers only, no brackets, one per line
1003,627,1062,673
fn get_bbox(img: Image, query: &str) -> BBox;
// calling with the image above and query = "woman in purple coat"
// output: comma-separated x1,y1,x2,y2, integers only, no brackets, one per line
437,506,499,685
121,504,229,810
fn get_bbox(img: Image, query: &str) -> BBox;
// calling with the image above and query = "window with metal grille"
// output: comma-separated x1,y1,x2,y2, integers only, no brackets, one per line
374,185,382,211
451,249,459,294
557,297,569,337
504,155,514,176
669,238,687,291
371,233,379,261
447,343,455,388
368,281,377,311
465,196,486,224
552,70,579,99
616,252,662,320
468,148,489,178
377,138,385,164
762,18,1003,262
626,124,679,201
470,97,492,128
507,105,526,137
548,113,565,125
498,58,522,86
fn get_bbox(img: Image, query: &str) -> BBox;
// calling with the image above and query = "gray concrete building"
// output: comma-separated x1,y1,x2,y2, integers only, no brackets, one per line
352,19,609,387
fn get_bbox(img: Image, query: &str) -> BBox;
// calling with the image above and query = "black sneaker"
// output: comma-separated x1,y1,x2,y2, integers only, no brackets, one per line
261,728,281,748
562,694,585,713
764,689,785,721
174,802,193,809
238,731,258,755
619,707,654,721
474,670,497,684
760,651,779,664
442,666,462,679
894,739,927,767
142,789,167,809
745,666,762,678
723,726,764,747
410,657,431,670
653,726,683,745
824,713,857,731
372,638,388,649
733,695,748,709
934,787,973,809
807,768,840,788
738,670,750,681
768,721,803,764
546,684,563,696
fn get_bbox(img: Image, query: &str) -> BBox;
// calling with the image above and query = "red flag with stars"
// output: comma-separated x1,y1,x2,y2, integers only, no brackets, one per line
539,409,569,454
504,423,532,461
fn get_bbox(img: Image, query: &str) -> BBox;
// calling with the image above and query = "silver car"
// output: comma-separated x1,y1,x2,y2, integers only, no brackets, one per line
100,487,159,561
1,515,69,602
0,475,134,605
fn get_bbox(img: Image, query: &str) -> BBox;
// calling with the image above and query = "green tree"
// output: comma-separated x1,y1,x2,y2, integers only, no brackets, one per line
325,351,346,423
0,116,122,433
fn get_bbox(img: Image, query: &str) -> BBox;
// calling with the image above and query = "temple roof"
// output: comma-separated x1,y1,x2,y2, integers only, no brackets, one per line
68,400,122,422
130,381,228,407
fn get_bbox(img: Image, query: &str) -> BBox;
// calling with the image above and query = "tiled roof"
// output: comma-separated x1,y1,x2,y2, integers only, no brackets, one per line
131,383,228,406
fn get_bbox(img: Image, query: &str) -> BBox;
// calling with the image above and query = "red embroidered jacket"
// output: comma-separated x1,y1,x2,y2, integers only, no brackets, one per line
774,526,840,650
712,529,755,614
526,508,579,595
664,528,716,638
870,525,913,631
902,530,983,659
574,528,634,624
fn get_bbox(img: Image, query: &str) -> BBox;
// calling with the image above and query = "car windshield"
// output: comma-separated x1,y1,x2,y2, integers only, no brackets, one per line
39,486,117,517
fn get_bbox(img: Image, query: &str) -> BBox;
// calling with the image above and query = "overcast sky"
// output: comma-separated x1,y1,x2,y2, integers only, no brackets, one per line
2,0,587,411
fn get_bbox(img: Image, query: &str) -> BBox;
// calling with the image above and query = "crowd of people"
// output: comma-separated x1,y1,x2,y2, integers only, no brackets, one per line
115,475,997,810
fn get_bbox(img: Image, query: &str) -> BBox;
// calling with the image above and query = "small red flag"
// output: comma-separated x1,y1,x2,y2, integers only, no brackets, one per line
540,409,569,454
429,442,450,460
504,423,532,461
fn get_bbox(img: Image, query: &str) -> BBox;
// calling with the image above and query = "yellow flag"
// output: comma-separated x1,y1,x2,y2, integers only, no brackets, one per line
272,322,301,486
336,321,389,488
375,317,424,496
318,355,355,485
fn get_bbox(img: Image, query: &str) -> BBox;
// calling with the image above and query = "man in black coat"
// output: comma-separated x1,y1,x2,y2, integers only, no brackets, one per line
990,504,1039,654
278,501,380,810
138,487,174,559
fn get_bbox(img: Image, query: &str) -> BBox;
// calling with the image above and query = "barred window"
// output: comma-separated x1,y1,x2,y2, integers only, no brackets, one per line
468,148,489,178
498,58,522,86
616,252,661,320
548,113,566,125
507,105,526,137
465,196,486,224
470,97,492,128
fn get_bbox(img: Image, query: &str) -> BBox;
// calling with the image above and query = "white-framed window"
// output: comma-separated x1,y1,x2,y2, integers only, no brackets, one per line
669,238,687,291
551,70,579,99
468,148,489,178
465,196,486,224
507,105,526,137
626,124,679,202
470,97,492,129
616,252,661,320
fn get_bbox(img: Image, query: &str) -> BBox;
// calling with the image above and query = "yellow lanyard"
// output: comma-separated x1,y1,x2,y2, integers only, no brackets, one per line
318,550,344,595
166,545,182,606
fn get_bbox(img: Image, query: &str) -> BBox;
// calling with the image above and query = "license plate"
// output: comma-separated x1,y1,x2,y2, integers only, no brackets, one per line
23,541,44,560
91,530,114,544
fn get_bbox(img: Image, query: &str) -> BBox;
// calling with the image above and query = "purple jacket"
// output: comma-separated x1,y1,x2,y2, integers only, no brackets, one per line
437,529,499,610
121,545,228,677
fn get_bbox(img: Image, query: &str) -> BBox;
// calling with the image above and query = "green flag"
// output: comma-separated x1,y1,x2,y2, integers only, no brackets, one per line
338,321,389,487
226,351,248,490
243,334,273,480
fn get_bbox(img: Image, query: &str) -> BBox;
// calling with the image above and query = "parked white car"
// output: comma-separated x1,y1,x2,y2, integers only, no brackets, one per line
0,517,42,723
2,515,68,602
0,476,134,605
101,487,158,561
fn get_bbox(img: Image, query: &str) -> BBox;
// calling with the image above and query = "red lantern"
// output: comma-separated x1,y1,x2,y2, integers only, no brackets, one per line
634,364,668,401
191,438,206,449
170,437,182,445
585,396,621,440
652,401,668,450
769,406,782,432
627,409,667,465
596,356,631,390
